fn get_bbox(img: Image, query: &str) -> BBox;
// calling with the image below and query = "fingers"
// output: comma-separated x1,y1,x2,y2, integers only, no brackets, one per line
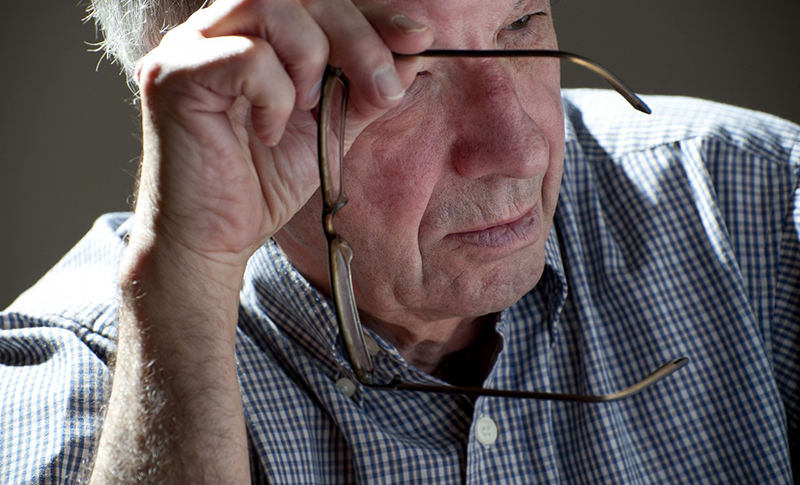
188,0,434,113
197,0,330,110
302,0,434,114
196,37,297,145
356,3,432,54
139,32,296,146
142,0,434,145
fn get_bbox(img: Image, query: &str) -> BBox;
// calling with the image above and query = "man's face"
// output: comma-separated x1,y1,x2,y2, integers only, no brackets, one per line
276,0,564,326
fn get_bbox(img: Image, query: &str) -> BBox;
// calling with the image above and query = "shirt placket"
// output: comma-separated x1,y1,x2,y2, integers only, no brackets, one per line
464,261,568,484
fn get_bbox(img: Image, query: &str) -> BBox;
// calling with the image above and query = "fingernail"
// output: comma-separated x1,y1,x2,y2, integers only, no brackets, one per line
305,77,323,108
374,65,405,101
391,14,428,34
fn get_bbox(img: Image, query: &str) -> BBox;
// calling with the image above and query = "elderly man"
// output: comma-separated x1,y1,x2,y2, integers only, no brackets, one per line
1,0,797,482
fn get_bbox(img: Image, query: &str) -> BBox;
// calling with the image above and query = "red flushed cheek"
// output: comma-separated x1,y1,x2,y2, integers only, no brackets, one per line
348,114,448,221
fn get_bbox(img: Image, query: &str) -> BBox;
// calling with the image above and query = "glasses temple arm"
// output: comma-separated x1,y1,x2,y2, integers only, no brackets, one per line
398,50,652,115
369,357,688,402
330,238,376,385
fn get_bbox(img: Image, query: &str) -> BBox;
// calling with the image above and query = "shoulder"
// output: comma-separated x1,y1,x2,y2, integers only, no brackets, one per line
0,213,131,483
4,212,132,342
562,88,800,165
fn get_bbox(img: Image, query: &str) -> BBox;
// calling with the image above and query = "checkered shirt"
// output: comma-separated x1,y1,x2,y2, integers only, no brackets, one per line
2,90,798,483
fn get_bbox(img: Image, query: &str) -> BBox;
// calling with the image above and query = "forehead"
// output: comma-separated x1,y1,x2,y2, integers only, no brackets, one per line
383,0,548,26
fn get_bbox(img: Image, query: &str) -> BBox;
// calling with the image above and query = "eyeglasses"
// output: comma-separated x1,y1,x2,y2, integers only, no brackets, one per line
318,49,688,402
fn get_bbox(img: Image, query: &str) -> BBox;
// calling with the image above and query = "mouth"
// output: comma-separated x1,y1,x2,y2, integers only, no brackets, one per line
447,207,540,249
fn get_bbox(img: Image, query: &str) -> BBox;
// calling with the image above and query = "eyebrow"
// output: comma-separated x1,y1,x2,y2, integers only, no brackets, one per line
510,0,544,16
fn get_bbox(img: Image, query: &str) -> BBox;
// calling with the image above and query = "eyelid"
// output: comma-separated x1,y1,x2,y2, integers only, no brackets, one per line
505,10,548,31
508,14,532,31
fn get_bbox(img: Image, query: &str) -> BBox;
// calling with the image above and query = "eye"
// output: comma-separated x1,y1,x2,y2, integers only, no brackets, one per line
507,14,533,31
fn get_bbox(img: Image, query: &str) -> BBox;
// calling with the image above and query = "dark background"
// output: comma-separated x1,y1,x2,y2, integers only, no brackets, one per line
2,0,799,308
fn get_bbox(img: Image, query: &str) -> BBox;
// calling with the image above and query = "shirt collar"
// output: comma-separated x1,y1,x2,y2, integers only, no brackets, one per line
541,223,569,341
241,239,344,363
563,93,579,146
495,224,569,344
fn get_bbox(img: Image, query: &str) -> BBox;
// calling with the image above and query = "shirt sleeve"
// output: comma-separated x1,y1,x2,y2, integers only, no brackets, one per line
566,91,800,469
1,213,129,484
773,146,800,465
0,317,113,483
700,109,800,462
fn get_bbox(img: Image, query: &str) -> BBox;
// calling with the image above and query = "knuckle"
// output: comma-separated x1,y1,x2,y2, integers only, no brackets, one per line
239,37,274,64
227,0,271,24
344,24,391,65
307,39,330,69
274,4,329,70
288,43,328,84
136,51,168,92
271,84,296,118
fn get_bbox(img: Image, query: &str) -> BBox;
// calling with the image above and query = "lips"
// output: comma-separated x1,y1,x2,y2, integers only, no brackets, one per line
448,207,540,248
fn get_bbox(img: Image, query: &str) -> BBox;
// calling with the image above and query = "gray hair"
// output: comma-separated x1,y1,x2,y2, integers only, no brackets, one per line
87,0,209,86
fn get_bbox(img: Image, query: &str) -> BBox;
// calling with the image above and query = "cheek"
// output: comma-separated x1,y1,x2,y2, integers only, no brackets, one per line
520,63,565,213
542,101,565,211
342,110,448,241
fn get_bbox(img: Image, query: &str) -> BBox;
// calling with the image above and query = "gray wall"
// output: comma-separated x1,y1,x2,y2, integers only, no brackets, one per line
2,0,799,308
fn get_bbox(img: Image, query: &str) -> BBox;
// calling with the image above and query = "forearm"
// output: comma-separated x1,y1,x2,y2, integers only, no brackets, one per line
91,234,250,484
85,0,433,479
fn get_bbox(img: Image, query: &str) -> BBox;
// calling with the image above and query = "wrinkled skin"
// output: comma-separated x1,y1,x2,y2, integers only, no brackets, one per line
277,0,564,357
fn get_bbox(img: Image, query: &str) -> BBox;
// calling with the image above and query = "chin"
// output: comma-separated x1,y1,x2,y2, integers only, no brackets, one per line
427,251,546,319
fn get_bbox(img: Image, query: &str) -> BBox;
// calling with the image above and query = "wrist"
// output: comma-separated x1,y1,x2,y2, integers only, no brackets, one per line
118,217,247,356
96,243,249,483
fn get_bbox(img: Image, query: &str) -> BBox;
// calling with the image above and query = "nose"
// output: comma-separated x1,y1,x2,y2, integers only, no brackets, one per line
447,61,552,181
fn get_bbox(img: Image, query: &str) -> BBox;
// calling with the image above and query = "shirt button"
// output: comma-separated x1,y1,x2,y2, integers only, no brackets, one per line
364,334,381,356
335,377,357,398
475,416,499,446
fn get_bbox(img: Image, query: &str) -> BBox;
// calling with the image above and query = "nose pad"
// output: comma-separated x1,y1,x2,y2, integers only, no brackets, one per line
448,63,551,181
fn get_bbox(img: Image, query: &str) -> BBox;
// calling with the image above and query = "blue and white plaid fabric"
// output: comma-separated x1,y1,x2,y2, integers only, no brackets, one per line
2,90,798,483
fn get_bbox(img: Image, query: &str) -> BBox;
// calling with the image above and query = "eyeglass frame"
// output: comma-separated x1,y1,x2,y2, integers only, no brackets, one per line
317,49,688,402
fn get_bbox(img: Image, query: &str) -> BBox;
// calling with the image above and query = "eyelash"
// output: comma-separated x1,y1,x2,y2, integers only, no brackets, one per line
504,11,547,42
508,14,535,31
